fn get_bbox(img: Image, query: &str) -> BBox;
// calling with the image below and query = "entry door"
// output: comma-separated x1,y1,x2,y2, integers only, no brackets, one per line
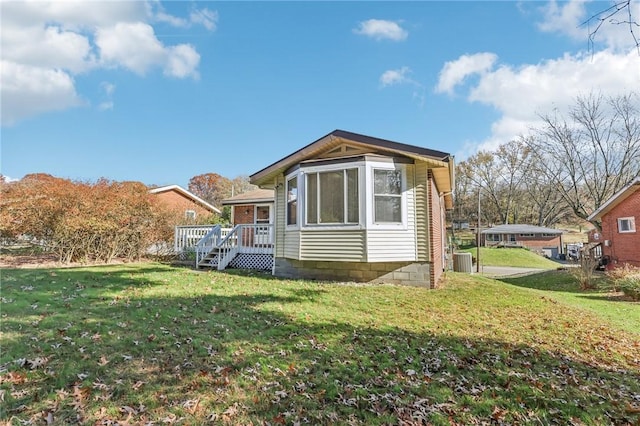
255,205,272,245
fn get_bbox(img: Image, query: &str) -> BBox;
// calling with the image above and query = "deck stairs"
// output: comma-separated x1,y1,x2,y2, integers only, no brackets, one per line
191,224,274,271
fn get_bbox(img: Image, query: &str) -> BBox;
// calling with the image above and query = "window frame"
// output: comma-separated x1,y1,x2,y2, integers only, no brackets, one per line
305,168,360,226
617,216,636,233
366,163,407,230
286,175,298,228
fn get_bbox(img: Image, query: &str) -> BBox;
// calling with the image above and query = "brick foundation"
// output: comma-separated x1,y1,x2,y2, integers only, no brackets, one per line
273,258,433,288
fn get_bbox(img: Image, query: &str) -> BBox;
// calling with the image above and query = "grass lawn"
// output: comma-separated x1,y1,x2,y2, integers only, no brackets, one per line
1,263,639,425
501,269,640,335
461,247,561,269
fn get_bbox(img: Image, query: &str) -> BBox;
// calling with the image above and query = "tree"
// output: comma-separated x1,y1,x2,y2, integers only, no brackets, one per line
583,0,639,54
526,92,640,227
457,141,531,226
231,175,258,196
188,173,233,208
1,175,174,263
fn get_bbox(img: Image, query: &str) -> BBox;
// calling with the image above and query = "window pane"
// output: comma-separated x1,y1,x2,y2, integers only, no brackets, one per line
320,171,344,223
306,173,317,224
347,168,359,223
287,177,297,225
619,218,635,232
256,206,269,222
374,170,401,195
374,196,401,222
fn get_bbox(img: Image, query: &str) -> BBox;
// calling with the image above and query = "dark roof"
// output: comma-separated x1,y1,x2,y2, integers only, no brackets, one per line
250,129,451,184
481,224,562,235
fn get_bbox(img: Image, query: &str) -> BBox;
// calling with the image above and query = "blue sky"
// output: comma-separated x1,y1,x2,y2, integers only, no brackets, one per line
2,1,638,188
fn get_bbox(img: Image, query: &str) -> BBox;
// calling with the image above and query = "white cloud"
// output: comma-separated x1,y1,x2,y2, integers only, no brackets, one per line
536,0,640,52
0,1,213,126
380,67,412,87
96,22,167,75
380,67,425,107
101,82,116,97
0,60,84,126
435,53,497,95
190,8,218,31
439,49,640,158
536,0,587,39
98,101,114,111
354,19,408,41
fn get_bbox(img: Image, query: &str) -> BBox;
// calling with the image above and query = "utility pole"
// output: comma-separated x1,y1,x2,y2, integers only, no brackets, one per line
476,188,481,273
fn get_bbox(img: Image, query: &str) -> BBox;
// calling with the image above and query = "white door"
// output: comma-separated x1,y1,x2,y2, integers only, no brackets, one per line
255,205,272,245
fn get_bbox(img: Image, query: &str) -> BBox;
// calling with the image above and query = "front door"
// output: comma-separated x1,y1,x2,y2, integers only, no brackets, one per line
255,205,273,245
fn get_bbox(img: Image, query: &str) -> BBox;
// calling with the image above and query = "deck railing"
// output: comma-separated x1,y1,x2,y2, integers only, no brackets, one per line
175,225,218,253
193,226,235,264
216,224,275,270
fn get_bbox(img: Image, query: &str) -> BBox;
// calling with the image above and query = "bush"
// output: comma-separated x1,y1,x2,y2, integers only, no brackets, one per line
1,174,175,263
606,264,640,300
569,256,600,290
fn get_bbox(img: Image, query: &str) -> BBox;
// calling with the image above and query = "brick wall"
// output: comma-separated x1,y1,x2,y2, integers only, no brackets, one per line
154,190,213,222
233,205,255,225
600,190,640,267
428,172,444,287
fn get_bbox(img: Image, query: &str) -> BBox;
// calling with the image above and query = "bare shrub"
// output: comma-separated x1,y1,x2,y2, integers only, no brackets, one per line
569,255,600,290
606,264,640,300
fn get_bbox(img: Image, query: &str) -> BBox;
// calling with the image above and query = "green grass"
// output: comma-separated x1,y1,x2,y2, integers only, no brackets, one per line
502,270,640,334
1,263,639,425
462,247,561,269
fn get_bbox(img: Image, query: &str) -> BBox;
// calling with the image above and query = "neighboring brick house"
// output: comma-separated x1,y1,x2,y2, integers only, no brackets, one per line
249,129,454,288
150,185,221,224
221,189,275,226
481,224,564,258
587,177,640,268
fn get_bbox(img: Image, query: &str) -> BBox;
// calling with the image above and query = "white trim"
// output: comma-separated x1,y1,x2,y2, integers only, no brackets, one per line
587,177,640,221
617,216,636,233
285,173,300,230
366,162,408,231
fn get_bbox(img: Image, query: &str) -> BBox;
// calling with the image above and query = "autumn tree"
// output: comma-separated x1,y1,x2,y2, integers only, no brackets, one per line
188,173,233,208
1,175,174,263
231,175,258,195
525,92,640,227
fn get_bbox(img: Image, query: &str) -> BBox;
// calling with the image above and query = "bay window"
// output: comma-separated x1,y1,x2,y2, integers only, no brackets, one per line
306,168,359,224
286,176,297,226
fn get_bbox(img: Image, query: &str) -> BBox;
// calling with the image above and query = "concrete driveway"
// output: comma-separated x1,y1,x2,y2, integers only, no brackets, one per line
476,266,551,278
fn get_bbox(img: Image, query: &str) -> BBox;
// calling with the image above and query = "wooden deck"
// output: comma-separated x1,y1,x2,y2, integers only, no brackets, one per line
175,224,274,271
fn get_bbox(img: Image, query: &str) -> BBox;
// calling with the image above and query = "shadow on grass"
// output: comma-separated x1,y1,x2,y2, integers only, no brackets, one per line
500,269,609,294
1,265,639,425
576,293,638,303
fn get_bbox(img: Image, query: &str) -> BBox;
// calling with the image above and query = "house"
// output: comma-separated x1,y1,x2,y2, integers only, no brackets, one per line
586,177,640,268
150,185,221,223
481,224,563,258
221,189,275,226
248,129,454,288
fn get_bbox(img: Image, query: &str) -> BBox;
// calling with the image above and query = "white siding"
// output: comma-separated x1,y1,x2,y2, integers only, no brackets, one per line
366,166,417,262
284,230,300,259
275,175,286,258
300,230,366,261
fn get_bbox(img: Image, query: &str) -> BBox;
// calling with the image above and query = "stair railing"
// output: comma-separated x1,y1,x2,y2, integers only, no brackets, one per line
216,225,242,270
195,225,222,266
